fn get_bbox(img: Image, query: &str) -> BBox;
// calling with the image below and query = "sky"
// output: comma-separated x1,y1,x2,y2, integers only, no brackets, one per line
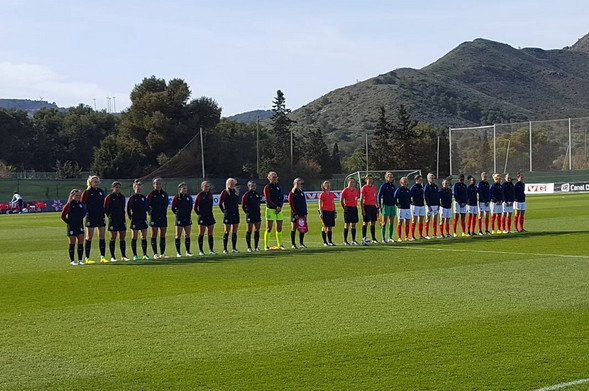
1,0,588,116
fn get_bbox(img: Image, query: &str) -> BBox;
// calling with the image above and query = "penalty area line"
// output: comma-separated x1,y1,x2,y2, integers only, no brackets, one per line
530,378,589,391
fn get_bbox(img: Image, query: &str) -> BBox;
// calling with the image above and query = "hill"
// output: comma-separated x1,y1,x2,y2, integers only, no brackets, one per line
0,99,65,116
226,109,273,123
288,33,589,154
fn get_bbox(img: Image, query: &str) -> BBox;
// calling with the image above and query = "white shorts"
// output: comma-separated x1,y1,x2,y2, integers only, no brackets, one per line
426,205,439,217
411,205,425,217
439,207,452,219
398,208,411,220
514,201,526,211
503,203,514,213
467,205,478,214
478,202,490,212
453,201,466,214
490,202,503,214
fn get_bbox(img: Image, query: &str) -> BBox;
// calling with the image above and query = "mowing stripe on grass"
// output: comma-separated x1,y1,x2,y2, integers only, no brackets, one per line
302,241,589,259
530,378,589,391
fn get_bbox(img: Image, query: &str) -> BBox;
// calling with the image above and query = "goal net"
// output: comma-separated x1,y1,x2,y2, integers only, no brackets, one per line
344,170,422,189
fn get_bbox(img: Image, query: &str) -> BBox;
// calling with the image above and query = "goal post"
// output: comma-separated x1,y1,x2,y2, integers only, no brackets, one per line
344,169,422,188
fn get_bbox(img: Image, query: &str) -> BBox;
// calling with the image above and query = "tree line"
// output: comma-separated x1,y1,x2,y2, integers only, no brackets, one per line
0,75,451,180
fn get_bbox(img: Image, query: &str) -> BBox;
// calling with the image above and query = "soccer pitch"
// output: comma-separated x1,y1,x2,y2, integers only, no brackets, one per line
1,194,588,390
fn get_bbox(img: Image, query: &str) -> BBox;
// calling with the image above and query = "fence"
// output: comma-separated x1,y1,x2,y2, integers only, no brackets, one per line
449,117,589,175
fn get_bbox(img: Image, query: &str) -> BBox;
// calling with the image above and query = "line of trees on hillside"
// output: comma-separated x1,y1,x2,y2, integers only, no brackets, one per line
1,75,455,180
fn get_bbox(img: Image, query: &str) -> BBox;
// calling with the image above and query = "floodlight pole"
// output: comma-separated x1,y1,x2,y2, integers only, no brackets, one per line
365,129,369,172
568,118,572,170
290,128,293,173
448,127,452,175
200,126,205,178
436,135,440,178
493,124,497,173
256,116,260,176
529,121,533,172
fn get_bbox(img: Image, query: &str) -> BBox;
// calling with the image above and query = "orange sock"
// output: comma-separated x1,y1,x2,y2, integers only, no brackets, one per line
397,224,402,239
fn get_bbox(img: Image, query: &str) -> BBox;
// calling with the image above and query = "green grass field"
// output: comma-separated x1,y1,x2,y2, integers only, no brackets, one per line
1,194,588,390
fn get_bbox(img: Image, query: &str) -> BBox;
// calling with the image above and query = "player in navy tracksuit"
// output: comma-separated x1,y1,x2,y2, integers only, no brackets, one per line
502,173,515,233
377,172,396,242
438,179,453,237
513,172,527,232
288,178,308,248
127,179,150,260
171,182,193,257
104,181,128,262
489,174,504,234
219,178,240,254
477,172,491,235
423,173,440,239
194,181,216,255
241,180,262,252
81,175,106,264
147,178,169,258
466,176,479,236
394,177,412,241
452,174,468,237
60,189,85,265
409,175,425,240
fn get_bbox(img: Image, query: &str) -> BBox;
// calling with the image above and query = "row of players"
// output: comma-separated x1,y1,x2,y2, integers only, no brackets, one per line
59,171,526,265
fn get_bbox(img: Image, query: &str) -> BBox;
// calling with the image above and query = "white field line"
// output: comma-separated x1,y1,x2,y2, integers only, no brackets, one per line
301,241,589,259
530,378,589,391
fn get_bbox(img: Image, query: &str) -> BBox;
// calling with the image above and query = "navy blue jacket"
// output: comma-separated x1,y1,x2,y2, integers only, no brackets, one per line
514,181,526,203
439,188,453,209
478,180,490,203
423,183,439,206
394,187,411,209
452,182,467,204
264,183,284,209
288,189,307,216
241,190,262,217
490,182,503,203
502,181,515,203
377,182,396,207
409,183,424,206
467,184,478,206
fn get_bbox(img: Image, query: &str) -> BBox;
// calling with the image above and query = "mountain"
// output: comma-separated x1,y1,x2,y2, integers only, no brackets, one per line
289,33,589,154
0,99,65,116
226,109,273,123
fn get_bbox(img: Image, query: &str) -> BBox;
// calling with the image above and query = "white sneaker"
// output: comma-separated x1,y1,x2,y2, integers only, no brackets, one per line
70,260,78,266
352,241,359,246
177,253,182,258
223,250,229,254
186,252,193,257
387,238,394,243
292,245,298,249
78,259,85,265
231,249,239,253
154,254,160,260
121,257,130,261
425,236,431,240
247,248,253,253
503,230,508,234
160,254,168,259
255,248,261,252
397,238,403,243
110,257,117,263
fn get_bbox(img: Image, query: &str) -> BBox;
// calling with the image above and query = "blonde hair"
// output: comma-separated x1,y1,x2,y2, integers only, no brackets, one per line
201,181,210,191
400,176,408,187
493,173,501,182
226,178,238,195
86,175,99,190
267,171,277,179
67,189,81,204
321,181,331,191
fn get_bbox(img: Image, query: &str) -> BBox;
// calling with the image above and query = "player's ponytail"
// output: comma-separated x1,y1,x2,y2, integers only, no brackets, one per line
226,178,238,195
292,178,303,193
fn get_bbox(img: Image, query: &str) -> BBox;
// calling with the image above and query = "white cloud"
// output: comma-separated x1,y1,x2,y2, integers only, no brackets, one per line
0,61,129,111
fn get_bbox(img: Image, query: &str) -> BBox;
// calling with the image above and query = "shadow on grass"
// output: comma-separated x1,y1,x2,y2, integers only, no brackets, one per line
107,229,588,266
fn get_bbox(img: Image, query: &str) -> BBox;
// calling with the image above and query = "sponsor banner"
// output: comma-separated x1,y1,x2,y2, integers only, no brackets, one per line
525,183,554,194
554,182,589,193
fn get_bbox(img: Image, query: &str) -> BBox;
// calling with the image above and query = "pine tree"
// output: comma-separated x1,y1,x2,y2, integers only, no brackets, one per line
371,106,393,168
265,90,295,175
331,142,342,174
